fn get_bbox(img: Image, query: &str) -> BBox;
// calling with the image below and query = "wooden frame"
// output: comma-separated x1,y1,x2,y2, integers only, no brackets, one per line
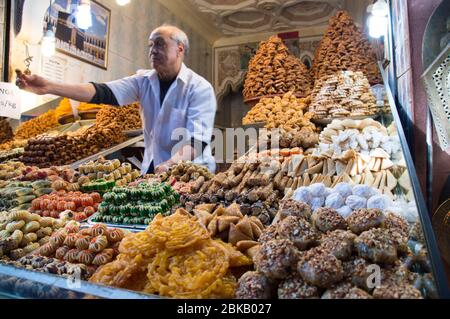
49,0,111,70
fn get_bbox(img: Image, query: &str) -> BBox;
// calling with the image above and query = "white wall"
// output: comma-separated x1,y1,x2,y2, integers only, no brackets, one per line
9,0,212,113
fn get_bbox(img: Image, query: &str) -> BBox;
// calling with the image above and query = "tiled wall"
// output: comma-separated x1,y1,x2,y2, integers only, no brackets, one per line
9,0,212,111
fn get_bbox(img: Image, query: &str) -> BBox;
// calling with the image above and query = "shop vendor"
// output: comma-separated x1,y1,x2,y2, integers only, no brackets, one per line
16,25,217,175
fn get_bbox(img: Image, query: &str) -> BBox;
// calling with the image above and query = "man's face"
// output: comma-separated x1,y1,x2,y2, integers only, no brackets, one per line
148,30,181,72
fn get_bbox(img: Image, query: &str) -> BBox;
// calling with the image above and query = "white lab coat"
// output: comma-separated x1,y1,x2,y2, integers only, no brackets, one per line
106,63,217,174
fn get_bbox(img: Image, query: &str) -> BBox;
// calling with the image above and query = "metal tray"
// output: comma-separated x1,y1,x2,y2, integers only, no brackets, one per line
123,129,143,137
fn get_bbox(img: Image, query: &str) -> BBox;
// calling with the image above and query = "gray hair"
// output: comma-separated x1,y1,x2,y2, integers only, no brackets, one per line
162,24,190,57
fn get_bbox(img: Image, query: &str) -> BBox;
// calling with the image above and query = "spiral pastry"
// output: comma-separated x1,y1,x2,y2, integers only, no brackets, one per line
64,249,79,263
63,233,79,248
89,235,108,253
55,246,70,260
92,249,114,266
39,243,57,257
65,224,80,234
91,224,108,237
49,231,67,247
77,250,95,265
75,236,90,250
106,229,124,243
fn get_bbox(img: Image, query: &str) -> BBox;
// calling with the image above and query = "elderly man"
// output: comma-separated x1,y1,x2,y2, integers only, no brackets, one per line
16,25,217,174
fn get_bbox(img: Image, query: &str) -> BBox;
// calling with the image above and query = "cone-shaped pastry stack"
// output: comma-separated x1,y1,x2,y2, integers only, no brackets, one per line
311,10,382,85
243,36,312,100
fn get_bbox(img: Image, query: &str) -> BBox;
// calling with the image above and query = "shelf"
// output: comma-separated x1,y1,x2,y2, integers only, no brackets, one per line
380,61,450,298
69,135,144,169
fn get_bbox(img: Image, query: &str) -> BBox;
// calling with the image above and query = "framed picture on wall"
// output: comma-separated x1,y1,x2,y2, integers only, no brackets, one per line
45,0,111,70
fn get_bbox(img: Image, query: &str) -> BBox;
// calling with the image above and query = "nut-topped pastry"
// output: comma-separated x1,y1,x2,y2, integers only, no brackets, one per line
277,216,319,250
255,239,299,279
347,208,385,234
355,228,398,264
312,207,348,233
297,247,344,288
235,271,275,299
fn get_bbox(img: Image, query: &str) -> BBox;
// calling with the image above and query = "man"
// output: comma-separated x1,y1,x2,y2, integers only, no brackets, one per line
16,25,217,174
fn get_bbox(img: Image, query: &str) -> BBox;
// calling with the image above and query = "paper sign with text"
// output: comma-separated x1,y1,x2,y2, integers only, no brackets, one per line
0,82,21,120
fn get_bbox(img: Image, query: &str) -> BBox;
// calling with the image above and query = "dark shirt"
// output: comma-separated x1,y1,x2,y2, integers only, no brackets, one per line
159,77,176,106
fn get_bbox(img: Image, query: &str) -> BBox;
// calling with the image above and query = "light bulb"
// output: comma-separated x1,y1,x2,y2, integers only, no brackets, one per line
77,1,93,30
41,30,56,57
368,15,388,38
372,0,389,17
116,0,131,6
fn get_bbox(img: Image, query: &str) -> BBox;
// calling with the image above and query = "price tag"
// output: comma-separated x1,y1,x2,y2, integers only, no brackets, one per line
0,82,21,120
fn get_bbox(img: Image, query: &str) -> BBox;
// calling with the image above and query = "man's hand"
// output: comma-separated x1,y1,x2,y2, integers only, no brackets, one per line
16,71,50,95
155,161,174,174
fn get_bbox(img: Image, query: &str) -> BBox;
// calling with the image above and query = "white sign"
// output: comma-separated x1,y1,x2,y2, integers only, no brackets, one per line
42,55,67,84
0,83,21,120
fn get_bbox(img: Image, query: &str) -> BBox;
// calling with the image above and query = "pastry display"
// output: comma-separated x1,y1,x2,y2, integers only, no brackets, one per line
79,156,141,189
314,118,402,162
0,255,92,280
291,183,416,220
0,180,53,211
0,6,440,301
14,110,60,140
34,224,125,270
311,10,381,84
309,71,377,119
236,197,434,299
91,182,179,226
190,203,264,258
30,190,100,221
0,162,27,181
243,36,312,100
90,210,251,298
243,92,317,131
95,103,142,132
0,211,68,260
0,148,25,163
154,161,214,186
258,127,319,151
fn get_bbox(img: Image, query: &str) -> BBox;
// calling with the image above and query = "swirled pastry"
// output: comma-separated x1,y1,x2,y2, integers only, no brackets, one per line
39,242,57,257
92,248,115,266
75,236,90,250
106,229,124,243
77,250,95,265
63,233,79,248
91,224,107,237
49,231,67,247
64,249,79,263
89,235,108,253
56,246,71,259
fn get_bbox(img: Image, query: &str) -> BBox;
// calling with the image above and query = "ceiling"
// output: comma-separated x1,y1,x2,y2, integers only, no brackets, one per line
185,0,346,36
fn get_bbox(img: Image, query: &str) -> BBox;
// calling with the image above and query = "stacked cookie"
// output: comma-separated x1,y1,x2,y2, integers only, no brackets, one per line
311,10,382,85
309,71,377,119
243,36,312,100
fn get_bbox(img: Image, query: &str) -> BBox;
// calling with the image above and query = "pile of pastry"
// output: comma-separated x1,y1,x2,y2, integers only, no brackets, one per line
243,36,312,100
